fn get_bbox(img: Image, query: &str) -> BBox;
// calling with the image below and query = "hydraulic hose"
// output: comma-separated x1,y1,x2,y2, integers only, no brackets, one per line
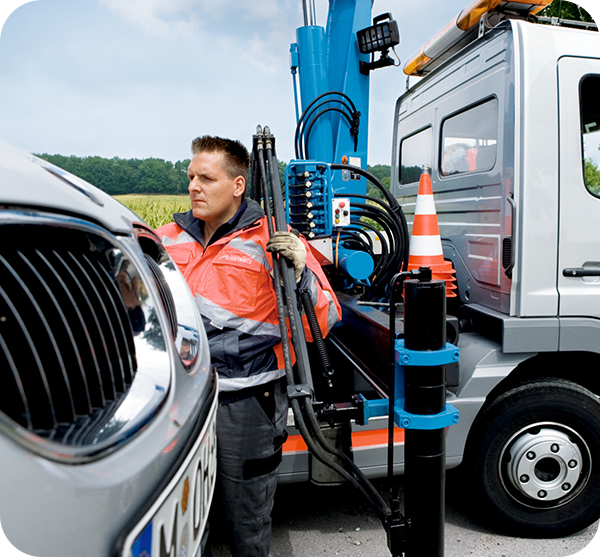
254,131,295,391
299,288,333,386
302,106,357,159
264,129,314,395
328,164,410,297
350,204,404,295
294,91,360,160
338,221,388,280
252,125,392,523
330,163,401,212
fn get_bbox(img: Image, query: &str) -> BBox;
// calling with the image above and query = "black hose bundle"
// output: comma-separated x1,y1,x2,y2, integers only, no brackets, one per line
329,163,410,300
251,125,391,523
294,91,360,160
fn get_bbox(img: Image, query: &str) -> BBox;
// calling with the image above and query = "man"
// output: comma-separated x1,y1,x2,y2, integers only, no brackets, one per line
156,136,340,556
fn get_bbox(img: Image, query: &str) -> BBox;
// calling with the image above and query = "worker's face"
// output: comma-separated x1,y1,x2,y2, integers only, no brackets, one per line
187,151,245,226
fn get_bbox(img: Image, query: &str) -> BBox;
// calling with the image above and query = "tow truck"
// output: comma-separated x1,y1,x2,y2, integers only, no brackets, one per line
251,0,600,547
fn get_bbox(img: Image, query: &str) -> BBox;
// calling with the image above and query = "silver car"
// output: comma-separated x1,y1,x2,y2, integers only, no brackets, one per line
0,141,217,557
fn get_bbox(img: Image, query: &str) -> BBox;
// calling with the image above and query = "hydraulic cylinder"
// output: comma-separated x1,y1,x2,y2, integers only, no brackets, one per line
403,277,447,557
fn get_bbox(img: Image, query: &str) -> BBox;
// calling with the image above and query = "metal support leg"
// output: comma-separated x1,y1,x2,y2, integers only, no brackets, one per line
403,277,446,557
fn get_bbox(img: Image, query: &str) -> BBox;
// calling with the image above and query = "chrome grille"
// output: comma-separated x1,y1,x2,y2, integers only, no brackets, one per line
0,224,137,445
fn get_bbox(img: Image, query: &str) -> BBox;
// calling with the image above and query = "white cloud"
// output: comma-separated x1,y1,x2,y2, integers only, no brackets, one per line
97,0,296,39
98,0,204,37
240,32,283,75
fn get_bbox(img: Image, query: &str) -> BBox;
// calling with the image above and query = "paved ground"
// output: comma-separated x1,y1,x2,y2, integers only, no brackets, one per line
208,470,599,557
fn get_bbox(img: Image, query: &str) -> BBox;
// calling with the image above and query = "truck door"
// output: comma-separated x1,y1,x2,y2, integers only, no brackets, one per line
557,57,600,318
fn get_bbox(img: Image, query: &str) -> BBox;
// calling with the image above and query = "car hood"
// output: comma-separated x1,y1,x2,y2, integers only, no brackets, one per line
0,141,138,234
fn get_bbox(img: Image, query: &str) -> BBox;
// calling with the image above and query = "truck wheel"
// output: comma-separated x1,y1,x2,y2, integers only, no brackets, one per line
464,378,600,537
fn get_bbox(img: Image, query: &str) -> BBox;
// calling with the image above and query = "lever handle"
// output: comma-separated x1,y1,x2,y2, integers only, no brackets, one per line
563,268,600,277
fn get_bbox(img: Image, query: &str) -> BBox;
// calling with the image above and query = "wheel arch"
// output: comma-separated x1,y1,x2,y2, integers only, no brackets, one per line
478,350,600,416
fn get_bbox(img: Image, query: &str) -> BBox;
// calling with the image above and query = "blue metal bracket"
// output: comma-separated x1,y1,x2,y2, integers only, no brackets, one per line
394,402,459,430
395,339,460,367
358,340,460,430
358,395,459,430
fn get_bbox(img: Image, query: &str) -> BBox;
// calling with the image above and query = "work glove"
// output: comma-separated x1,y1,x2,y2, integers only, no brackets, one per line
267,230,307,283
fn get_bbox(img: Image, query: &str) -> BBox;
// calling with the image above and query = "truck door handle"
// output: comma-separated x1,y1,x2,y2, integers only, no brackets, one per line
562,268,600,277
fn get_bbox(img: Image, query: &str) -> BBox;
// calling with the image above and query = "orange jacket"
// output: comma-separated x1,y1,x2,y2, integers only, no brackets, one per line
157,199,341,392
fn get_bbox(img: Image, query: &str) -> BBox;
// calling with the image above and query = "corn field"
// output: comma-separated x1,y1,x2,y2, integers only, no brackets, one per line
114,195,190,229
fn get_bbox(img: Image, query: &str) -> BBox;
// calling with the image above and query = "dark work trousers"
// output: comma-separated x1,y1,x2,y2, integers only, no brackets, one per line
201,378,288,557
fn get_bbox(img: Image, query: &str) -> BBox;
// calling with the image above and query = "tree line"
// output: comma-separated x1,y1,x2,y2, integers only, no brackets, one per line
35,153,392,197
35,153,191,195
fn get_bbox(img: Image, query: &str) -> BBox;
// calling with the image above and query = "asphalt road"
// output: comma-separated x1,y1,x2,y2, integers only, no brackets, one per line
208,470,599,557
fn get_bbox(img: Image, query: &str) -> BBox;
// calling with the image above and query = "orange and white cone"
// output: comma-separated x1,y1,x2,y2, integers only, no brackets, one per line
407,166,457,297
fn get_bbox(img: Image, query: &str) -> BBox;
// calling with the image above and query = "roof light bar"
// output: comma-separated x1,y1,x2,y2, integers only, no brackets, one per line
403,0,552,76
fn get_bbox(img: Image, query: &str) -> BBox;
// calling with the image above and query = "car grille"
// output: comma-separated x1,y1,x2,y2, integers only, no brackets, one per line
0,224,138,446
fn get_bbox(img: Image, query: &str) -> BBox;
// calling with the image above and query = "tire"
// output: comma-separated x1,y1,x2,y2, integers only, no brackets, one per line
463,378,600,537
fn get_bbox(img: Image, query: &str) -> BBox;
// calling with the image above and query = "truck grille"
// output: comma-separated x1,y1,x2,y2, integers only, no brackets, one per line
0,224,137,446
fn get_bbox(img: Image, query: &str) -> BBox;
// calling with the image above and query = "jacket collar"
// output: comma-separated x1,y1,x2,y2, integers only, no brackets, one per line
173,198,265,246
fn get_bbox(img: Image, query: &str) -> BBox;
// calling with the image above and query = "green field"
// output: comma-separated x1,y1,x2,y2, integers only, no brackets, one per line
114,194,190,229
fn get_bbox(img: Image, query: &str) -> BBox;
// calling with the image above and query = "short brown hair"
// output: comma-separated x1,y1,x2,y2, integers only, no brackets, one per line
191,135,249,183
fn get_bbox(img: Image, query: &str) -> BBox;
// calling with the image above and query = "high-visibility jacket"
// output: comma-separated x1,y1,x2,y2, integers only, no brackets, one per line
157,199,341,392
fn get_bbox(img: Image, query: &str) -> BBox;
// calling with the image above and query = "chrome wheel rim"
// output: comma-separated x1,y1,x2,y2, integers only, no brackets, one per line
499,422,591,509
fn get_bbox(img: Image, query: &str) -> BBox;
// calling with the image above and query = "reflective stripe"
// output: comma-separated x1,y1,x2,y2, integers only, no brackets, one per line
351,428,405,448
414,194,437,216
324,290,339,333
304,271,320,306
161,231,196,246
227,237,271,271
282,428,405,454
218,368,286,392
408,234,443,256
195,294,280,337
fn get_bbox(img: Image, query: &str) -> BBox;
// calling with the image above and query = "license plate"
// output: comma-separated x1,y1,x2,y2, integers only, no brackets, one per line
122,395,217,557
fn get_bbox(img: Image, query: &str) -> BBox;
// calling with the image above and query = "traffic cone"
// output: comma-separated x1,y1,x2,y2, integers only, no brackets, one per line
407,166,457,297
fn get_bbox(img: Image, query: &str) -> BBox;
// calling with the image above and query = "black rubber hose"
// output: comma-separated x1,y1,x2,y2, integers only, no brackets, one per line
299,288,333,385
350,198,402,252
294,91,358,159
256,127,392,524
302,107,355,160
351,203,402,268
264,130,314,395
300,394,391,520
249,151,259,203
295,98,355,159
254,132,296,388
340,220,389,279
336,229,375,257
330,163,398,208
290,398,391,521
329,163,409,271
350,204,404,289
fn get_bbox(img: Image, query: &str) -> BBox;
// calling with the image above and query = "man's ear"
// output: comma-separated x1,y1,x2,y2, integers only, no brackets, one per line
233,176,246,198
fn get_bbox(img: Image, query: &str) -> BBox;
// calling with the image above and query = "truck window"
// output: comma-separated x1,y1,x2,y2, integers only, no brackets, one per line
581,75,600,196
399,127,432,185
440,98,498,177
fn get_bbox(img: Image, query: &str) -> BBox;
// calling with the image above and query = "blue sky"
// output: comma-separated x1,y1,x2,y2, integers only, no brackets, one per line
0,0,599,165
0,0,472,164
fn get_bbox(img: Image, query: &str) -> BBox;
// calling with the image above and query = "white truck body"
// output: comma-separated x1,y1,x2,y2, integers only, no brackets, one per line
388,16,600,536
